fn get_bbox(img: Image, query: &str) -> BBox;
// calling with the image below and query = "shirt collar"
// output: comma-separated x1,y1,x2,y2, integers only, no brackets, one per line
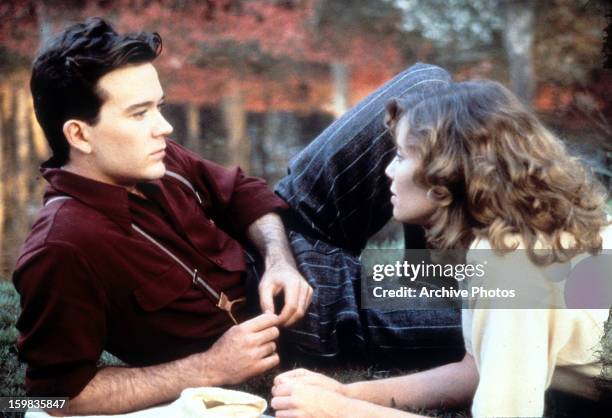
41,163,136,233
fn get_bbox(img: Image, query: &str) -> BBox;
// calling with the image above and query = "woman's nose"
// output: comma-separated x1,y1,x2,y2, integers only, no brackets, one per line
384,159,395,179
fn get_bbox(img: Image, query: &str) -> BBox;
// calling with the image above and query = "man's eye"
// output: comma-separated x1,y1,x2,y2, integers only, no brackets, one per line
133,110,147,118
395,151,404,161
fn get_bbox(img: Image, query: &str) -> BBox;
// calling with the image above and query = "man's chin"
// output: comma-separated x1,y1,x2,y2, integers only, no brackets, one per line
146,163,166,180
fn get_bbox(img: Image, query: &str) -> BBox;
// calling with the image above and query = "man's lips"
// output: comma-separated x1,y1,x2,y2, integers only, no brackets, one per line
151,148,166,158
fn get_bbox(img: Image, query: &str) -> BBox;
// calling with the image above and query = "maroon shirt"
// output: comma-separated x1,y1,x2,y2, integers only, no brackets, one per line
12,139,288,397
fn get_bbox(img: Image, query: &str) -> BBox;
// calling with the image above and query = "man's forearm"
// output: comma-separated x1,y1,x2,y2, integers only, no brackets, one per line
55,312,281,415
55,352,221,415
246,213,311,324
343,353,478,410
247,213,296,268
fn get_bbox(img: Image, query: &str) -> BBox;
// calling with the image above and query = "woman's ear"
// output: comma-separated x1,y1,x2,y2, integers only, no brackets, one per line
62,119,92,155
384,98,404,133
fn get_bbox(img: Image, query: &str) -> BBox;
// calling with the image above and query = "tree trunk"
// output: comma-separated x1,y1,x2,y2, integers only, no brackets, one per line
1,83,20,272
222,81,250,171
331,61,349,118
15,85,31,236
185,103,201,155
261,110,283,179
0,90,5,270
30,98,48,160
502,0,536,106
36,1,54,49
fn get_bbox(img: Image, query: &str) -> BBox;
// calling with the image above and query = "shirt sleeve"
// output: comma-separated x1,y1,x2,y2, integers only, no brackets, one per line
465,246,557,417
13,244,107,398
469,309,554,417
166,140,289,233
200,159,289,232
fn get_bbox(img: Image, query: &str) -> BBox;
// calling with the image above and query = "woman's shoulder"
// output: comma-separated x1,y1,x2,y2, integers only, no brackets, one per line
469,236,490,251
601,222,612,249
467,234,523,265
470,222,612,252
469,233,524,251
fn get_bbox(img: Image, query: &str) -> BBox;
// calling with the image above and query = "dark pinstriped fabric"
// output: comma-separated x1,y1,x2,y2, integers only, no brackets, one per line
275,63,464,360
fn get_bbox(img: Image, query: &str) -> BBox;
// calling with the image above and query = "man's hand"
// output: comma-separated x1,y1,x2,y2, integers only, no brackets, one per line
247,213,313,326
60,314,280,415
199,313,280,385
259,263,312,326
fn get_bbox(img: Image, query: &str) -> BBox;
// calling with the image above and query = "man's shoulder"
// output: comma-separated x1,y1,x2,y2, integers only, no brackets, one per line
16,197,117,269
162,139,243,200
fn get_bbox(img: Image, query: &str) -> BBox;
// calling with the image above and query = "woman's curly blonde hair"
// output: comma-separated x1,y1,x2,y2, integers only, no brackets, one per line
385,80,609,265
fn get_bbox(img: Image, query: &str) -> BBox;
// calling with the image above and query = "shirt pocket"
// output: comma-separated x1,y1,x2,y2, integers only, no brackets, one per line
133,266,194,311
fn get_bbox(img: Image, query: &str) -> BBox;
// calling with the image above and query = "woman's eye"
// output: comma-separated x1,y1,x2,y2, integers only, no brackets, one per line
133,110,147,119
395,151,404,161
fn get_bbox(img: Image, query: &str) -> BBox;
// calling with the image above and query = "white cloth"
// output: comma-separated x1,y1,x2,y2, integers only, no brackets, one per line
27,403,174,418
26,387,271,418
463,226,611,417
27,406,274,418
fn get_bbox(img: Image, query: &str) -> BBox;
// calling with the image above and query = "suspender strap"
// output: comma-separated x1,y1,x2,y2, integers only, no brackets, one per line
44,196,73,207
42,173,244,324
165,170,203,204
131,223,245,324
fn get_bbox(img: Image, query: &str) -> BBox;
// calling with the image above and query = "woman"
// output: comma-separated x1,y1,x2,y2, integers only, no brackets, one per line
271,80,611,417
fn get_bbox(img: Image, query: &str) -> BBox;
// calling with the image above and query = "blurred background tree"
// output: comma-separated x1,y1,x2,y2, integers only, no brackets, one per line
0,0,610,275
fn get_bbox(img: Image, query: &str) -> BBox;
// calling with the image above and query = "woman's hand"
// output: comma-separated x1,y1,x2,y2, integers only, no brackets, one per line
273,368,344,394
271,375,420,418
271,379,349,418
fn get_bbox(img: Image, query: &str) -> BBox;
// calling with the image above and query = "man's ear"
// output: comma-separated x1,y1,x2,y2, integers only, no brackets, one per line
62,119,92,154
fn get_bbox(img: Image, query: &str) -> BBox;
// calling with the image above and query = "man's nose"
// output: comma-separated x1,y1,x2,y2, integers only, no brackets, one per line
153,112,174,137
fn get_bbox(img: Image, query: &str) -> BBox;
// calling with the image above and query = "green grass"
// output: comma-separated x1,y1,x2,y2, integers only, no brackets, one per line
228,363,463,417
1,280,610,416
0,280,26,397
0,279,459,416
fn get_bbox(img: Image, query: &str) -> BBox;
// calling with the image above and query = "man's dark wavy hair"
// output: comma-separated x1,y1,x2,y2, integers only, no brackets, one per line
30,17,162,166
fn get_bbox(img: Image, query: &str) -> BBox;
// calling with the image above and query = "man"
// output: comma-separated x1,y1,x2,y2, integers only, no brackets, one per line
14,17,463,415
15,18,311,414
